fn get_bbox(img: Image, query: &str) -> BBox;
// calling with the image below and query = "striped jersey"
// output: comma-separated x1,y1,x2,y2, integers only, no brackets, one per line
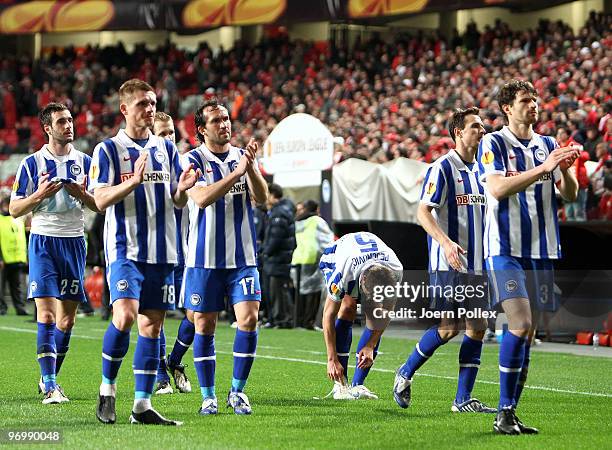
185,144,257,269
420,149,486,273
174,206,189,266
89,129,183,264
11,144,91,237
319,232,403,302
477,126,562,260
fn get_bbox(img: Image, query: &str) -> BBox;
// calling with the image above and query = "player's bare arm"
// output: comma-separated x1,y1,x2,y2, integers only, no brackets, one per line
173,162,201,208
188,153,252,209
323,296,344,383
486,146,578,201
93,152,148,211
417,203,465,271
9,173,62,218
244,138,268,204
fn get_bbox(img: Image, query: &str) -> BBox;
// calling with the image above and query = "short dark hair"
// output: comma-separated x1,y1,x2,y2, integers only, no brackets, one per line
268,182,283,199
303,199,319,213
448,107,480,142
497,79,537,121
39,103,68,133
194,98,226,143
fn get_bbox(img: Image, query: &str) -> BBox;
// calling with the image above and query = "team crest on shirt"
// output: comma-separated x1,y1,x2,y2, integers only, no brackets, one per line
154,149,167,164
70,165,82,176
505,280,518,293
228,160,238,172
30,281,37,292
116,280,129,292
426,182,436,195
190,294,201,306
481,151,494,165
534,148,547,163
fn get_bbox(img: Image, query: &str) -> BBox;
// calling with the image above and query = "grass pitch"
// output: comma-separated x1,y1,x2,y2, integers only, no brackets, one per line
0,312,610,449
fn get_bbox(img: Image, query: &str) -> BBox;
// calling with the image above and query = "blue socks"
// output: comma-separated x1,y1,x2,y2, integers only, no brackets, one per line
37,322,57,392
169,317,195,367
101,322,130,386
156,328,170,383
335,319,353,380
514,342,531,406
456,334,483,403
232,329,258,392
399,326,446,379
133,335,160,401
54,327,71,376
194,333,216,399
352,328,380,386
499,332,526,410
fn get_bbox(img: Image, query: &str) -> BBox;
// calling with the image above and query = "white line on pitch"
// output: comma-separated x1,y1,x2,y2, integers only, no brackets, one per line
2,325,610,399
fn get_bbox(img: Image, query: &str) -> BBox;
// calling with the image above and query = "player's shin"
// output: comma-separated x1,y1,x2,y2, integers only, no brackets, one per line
194,333,216,399
54,327,71,376
132,335,160,413
400,326,446,379
156,328,170,383
456,334,483,403
352,328,380,386
168,316,195,366
498,332,526,410
514,342,531,405
100,322,131,396
335,319,353,380
232,329,257,392
37,322,58,392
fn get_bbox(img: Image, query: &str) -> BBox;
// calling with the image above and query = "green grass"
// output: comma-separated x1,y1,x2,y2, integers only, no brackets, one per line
0,312,610,449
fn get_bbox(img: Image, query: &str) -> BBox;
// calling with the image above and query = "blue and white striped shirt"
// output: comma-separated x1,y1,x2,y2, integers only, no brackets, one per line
319,232,403,302
185,144,257,269
11,144,91,237
478,126,562,260
89,129,183,265
420,149,486,273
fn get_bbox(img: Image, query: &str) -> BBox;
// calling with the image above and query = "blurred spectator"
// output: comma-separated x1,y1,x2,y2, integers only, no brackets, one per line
598,172,612,220
0,195,28,315
583,126,603,161
565,150,590,221
262,183,296,328
291,200,334,330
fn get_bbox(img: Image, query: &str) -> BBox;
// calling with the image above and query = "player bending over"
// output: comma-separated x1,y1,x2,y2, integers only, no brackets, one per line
320,232,403,400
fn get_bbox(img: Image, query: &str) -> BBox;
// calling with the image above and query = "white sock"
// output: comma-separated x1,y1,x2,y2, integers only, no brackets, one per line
100,383,116,397
133,398,152,413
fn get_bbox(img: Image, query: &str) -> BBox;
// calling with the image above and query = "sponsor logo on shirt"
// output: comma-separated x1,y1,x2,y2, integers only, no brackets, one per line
228,181,248,194
120,171,170,183
455,194,486,206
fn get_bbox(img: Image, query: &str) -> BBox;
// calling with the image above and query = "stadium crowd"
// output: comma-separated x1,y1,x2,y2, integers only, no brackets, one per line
0,11,610,218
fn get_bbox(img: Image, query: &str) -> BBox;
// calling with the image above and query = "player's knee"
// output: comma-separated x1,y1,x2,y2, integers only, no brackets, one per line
37,310,55,324
438,327,459,341
57,316,75,331
508,319,531,338
113,311,136,331
238,313,258,331
466,319,487,341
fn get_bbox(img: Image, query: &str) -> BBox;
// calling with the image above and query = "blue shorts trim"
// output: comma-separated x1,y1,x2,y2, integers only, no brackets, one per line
428,271,489,312
27,234,86,302
184,266,261,313
174,264,186,308
486,256,556,311
107,259,176,311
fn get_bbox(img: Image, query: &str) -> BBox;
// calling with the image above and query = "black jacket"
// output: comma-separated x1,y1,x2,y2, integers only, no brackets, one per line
262,198,296,277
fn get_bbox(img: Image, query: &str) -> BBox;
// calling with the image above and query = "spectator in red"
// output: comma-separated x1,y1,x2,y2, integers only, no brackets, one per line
597,170,612,220
565,149,590,221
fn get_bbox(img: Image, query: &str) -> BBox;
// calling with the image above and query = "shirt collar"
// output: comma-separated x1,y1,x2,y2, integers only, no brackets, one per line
447,149,477,172
117,129,156,150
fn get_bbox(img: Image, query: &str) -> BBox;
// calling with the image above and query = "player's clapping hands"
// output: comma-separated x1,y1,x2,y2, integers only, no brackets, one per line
236,138,258,176
35,173,63,200
63,177,87,201
178,163,202,193
543,146,579,173
130,152,148,185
